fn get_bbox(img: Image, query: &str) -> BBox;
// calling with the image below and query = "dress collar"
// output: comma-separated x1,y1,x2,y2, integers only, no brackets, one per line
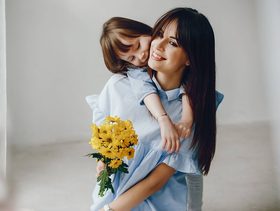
152,75,185,102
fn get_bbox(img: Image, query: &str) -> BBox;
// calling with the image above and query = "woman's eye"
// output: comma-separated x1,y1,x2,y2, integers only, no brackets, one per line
169,40,178,47
130,56,135,61
156,31,164,38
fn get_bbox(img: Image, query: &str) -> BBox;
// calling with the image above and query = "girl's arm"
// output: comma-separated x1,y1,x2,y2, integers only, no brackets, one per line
175,94,193,138
143,94,180,153
126,68,179,153
100,163,175,211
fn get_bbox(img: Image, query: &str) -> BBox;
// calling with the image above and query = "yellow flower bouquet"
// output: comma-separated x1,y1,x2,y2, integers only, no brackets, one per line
87,116,138,197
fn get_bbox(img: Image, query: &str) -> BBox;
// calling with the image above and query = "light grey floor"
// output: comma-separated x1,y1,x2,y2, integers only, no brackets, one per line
7,123,280,211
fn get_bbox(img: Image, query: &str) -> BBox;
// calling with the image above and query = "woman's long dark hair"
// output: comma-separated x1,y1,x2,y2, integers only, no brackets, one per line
152,8,216,175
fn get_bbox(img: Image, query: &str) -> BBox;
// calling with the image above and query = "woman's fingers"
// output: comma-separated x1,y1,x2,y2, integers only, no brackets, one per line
96,161,105,176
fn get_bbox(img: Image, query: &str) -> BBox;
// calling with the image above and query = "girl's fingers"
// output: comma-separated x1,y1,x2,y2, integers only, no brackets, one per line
169,139,175,153
165,139,172,153
162,138,167,150
177,126,182,137
184,128,191,138
175,139,180,153
179,127,191,138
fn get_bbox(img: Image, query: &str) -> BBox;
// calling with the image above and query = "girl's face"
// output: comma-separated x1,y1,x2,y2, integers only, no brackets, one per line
148,21,189,76
117,35,151,67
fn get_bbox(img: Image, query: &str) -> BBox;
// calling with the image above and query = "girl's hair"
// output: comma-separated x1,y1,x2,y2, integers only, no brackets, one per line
100,17,152,73
152,8,216,175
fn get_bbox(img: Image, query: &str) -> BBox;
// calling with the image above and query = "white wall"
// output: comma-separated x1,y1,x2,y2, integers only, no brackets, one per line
0,0,7,202
0,0,7,176
256,0,280,200
6,0,268,146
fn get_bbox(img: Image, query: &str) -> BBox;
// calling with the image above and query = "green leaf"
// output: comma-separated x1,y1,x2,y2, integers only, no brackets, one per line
86,153,103,160
97,168,115,197
118,162,129,173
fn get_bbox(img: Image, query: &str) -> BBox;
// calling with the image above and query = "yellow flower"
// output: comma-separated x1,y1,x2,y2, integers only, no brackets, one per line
99,124,112,135
114,148,127,159
91,124,99,137
89,137,102,150
89,116,138,161
108,159,122,168
126,148,135,159
105,116,121,124
99,147,116,159
124,120,133,129
99,132,113,145
88,116,139,197
130,134,138,145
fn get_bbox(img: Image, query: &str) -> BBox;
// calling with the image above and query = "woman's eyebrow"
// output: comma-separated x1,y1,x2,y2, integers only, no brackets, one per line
169,36,178,40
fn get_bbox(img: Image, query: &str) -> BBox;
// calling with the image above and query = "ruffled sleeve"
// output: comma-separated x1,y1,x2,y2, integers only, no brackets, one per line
162,130,201,175
163,150,200,174
85,95,106,125
126,68,158,105
85,74,125,125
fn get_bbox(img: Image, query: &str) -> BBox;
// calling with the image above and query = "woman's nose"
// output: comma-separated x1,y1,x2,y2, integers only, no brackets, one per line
154,39,165,51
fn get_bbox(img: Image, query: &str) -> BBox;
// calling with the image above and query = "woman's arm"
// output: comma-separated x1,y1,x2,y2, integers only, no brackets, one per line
100,163,175,211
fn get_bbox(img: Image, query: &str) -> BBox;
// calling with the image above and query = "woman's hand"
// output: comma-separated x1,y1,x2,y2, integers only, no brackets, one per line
158,115,180,153
96,160,105,176
175,121,192,138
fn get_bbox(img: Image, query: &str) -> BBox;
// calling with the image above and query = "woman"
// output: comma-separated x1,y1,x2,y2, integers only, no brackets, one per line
87,7,222,210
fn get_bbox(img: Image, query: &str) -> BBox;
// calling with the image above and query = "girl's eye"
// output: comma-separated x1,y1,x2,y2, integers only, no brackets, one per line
130,56,135,61
136,42,140,50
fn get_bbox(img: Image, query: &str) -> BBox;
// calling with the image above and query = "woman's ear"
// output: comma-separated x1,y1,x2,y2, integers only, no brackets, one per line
185,55,190,66
185,60,190,66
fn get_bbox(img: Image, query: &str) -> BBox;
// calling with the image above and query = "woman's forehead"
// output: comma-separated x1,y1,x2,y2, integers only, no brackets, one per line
163,21,177,33
161,20,177,31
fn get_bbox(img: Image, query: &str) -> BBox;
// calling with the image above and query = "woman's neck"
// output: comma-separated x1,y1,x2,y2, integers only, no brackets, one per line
155,72,183,91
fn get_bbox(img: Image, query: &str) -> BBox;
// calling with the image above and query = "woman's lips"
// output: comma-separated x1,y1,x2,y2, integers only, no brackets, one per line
151,51,166,61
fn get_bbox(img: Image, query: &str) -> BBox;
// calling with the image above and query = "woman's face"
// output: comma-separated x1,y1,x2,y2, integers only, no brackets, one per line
117,35,151,67
148,21,189,75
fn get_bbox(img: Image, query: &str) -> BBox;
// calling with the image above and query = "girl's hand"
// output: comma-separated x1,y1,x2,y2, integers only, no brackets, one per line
96,160,105,177
158,115,180,153
175,121,192,138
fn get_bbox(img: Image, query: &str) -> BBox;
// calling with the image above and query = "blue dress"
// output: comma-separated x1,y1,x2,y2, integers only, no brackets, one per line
86,74,200,211
86,72,224,211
